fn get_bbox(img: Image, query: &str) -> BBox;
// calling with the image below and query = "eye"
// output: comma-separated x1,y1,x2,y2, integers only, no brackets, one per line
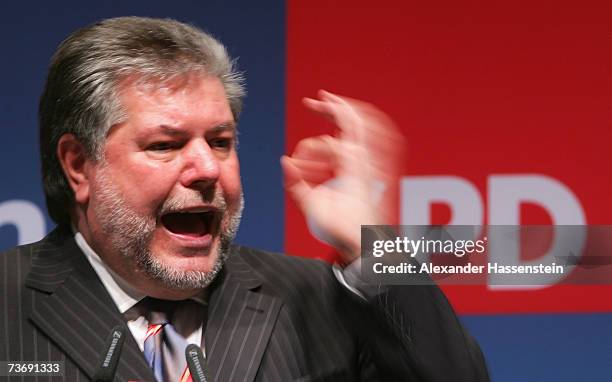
209,138,234,150
146,141,180,152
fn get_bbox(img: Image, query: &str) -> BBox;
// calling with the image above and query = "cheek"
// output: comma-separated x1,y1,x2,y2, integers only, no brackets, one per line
219,160,242,200
111,165,178,210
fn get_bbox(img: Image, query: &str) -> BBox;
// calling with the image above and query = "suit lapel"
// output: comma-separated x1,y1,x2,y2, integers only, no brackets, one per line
25,229,282,382
25,227,155,382
205,247,282,382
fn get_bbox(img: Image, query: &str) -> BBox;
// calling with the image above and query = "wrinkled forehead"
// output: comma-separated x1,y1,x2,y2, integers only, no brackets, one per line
106,72,234,138
110,71,231,122
117,70,220,98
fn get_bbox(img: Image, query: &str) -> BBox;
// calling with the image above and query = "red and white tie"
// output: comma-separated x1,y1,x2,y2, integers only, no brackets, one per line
141,299,200,382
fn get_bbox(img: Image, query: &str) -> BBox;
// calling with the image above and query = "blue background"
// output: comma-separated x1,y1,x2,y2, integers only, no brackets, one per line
0,1,610,380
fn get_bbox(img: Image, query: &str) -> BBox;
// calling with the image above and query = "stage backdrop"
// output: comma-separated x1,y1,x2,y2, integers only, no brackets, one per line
1,1,611,380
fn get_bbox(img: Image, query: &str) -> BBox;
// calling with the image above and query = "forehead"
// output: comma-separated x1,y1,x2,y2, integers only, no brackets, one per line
117,73,234,127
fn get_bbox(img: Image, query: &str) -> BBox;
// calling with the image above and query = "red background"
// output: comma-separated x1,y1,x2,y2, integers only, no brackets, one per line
286,0,612,314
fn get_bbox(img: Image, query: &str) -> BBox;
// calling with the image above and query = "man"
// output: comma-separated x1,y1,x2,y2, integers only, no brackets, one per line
0,17,488,381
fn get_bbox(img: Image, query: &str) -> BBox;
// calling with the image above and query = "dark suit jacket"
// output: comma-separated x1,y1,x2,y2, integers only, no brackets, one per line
1,226,489,381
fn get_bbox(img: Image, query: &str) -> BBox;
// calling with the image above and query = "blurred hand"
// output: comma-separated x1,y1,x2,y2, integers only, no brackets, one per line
282,90,404,263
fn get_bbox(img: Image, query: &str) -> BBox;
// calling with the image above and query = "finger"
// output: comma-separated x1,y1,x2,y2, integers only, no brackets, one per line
289,136,338,185
283,157,335,184
319,90,378,114
335,141,374,192
291,135,337,162
318,89,346,105
325,92,406,174
318,90,366,142
292,134,372,189
319,90,402,146
303,91,405,180
291,135,370,184
280,156,313,206
304,95,363,143
302,97,337,124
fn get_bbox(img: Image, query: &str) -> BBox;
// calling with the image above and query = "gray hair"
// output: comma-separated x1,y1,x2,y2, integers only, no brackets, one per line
39,16,246,225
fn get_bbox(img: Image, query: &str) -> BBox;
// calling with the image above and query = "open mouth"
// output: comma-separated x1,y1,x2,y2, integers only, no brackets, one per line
160,210,218,238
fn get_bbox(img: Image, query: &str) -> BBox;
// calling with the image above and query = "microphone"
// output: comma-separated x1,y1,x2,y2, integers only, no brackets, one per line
93,325,126,382
185,344,210,382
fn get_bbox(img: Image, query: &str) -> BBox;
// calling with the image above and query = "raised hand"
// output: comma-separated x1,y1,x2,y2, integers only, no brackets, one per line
281,90,404,263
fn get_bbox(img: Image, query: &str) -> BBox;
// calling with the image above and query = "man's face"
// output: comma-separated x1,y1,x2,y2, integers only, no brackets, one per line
85,73,243,291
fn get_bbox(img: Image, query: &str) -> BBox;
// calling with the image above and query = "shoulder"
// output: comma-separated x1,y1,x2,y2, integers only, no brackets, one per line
234,245,332,276
0,226,76,288
229,245,343,300
0,241,41,336
0,240,38,279
0,238,53,306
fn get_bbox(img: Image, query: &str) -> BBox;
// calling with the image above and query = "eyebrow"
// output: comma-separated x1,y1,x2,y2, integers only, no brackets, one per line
156,122,237,136
208,122,237,134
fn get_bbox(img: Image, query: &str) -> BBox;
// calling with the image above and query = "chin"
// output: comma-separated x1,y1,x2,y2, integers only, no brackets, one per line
141,237,228,290
158,249,221,273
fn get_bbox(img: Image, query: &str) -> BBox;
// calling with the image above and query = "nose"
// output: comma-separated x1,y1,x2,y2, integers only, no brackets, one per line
179,139,220,189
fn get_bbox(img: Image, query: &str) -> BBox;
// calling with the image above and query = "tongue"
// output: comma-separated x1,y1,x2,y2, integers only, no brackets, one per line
162,213,208,237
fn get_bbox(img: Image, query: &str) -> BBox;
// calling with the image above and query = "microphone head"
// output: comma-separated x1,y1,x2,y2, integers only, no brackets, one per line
185,344,209,382
93,325,126,382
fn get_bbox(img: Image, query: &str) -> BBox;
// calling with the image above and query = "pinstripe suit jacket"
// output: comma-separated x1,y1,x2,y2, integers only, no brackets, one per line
1,226,488,381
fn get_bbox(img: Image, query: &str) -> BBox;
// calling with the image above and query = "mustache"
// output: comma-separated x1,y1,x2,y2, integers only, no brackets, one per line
157,190,227,217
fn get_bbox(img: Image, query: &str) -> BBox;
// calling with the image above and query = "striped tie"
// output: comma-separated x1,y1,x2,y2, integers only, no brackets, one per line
143,320,166,381
141,298,200,382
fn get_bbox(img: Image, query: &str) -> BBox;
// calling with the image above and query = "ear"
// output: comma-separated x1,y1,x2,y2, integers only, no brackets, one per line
57,134,92,205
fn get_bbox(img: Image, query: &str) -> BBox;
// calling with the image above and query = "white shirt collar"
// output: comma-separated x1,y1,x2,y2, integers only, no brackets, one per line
74,230,145,314
73,228,207,353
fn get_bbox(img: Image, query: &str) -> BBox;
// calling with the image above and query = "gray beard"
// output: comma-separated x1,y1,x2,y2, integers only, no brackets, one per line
93,165,243,290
